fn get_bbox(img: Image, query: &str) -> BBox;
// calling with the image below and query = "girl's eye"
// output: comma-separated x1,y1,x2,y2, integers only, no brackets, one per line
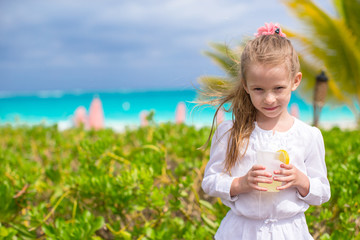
254,88,263,91
275,87,284,90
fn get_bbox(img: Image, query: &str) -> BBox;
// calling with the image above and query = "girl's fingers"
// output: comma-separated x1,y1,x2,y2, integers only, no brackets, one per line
247,165,276,191
251,170,272,178
280,164,293,169
277,182,292,190
274,168,294,176
254,177,273,184
273,164,293,175
250,165,272,177
273,165,302,191
250,183,268,191
255,186,268,191
273,175,293,182
252,164,266,170
250,176,272,192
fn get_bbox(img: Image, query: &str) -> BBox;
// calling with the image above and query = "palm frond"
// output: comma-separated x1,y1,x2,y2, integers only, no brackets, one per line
203,43,240,78
327,76,352,105
197,76,232,96
295,53,318,101
196,75,234,105
284,0,360,101
208,42,240,62
285,28,350,105
334,0,360,40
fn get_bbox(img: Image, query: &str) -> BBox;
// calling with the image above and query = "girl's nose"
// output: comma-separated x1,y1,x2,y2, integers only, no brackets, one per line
264,93,276,104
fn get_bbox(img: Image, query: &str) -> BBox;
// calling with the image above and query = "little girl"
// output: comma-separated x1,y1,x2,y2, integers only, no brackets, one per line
201,23,330,239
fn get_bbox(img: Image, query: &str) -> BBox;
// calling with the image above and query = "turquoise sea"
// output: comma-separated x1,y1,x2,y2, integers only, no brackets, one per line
0,89,356,131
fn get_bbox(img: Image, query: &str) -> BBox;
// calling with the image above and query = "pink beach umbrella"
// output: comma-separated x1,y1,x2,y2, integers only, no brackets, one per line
73,106,88,128
175,102,186,124
140,110,149,127
88,97,104,130
290,103,300,119
216,108,225,125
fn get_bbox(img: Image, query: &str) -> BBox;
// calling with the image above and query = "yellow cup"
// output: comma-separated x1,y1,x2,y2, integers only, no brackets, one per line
256,150,282,192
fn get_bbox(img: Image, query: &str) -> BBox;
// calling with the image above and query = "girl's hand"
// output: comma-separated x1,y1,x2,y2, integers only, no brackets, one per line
273,164,310,197
230,165,273,196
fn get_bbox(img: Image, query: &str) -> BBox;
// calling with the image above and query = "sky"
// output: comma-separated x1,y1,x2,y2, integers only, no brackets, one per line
0,0,335,93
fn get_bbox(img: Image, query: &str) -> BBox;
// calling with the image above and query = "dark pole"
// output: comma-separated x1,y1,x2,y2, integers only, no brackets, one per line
313,71,329,127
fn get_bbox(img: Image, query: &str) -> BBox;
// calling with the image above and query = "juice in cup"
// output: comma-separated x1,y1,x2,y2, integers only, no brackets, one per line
256,150,282,192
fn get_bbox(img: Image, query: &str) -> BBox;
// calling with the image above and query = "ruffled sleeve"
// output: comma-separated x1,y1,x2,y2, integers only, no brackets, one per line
201,121,239,202
296,127,331,205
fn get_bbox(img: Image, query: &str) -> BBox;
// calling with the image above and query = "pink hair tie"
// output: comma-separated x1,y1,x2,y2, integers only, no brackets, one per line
255,22,286,38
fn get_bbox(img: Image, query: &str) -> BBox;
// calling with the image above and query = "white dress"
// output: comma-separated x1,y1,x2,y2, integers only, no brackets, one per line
202,118,331,240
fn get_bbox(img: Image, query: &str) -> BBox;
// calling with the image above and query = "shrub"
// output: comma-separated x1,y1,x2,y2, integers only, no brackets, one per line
0,124,358,239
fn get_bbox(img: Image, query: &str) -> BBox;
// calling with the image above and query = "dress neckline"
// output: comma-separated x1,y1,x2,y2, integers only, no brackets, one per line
254,117,298,136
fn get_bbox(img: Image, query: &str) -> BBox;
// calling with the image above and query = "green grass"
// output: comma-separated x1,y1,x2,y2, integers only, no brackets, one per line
0,123,359,239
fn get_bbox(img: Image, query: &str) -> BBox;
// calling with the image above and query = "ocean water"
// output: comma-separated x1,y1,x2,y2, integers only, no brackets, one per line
0,89,356,131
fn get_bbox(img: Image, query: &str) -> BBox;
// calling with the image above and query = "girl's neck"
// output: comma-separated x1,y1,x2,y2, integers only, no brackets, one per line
256,112,294,132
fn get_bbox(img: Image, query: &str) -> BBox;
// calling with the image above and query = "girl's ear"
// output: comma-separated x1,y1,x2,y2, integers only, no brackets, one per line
291,72,302,91
243,80,249,94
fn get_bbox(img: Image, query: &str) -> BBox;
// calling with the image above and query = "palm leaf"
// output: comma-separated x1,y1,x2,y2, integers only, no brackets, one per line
284,0,360,90
203,42,241,78
334,0,360,40
285,28,351,105
283,0,360,118
197,76,232,91
196,76,232,100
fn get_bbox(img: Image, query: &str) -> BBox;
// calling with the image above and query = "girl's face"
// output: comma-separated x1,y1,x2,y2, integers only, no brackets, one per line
244,63,302,122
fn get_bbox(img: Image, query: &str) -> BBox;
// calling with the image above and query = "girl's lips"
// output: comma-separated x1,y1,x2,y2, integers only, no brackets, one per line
264,106,278,111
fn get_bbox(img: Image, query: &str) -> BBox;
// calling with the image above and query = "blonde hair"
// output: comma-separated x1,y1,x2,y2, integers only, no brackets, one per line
198,34,300,175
